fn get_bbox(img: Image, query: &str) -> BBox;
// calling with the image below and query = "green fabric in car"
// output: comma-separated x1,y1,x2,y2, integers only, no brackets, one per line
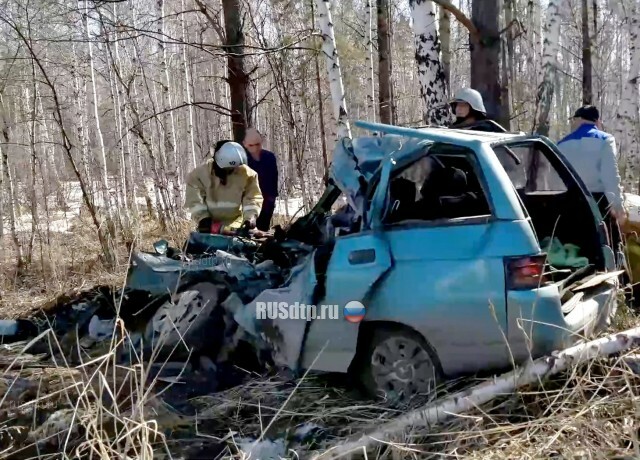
540,237,589,268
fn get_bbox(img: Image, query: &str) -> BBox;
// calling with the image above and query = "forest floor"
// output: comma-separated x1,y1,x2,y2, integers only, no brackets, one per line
1,209,640,459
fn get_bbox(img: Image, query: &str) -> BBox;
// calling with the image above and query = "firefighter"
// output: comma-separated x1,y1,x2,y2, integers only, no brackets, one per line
448,88,506,133
184,140,263,234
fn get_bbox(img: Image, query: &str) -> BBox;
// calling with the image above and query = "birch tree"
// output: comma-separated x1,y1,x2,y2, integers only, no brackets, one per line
314,0,352,139
409,0,450,126
439,6,451,94
535,0,562,136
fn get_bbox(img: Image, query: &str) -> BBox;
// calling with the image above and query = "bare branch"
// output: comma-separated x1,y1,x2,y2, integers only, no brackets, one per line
431,0,481,41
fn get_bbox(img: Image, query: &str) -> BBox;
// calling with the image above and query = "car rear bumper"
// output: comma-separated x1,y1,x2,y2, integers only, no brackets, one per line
506,280,618,362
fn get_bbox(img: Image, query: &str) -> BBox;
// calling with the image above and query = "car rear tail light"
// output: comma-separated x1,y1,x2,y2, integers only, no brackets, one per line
505,254,548,290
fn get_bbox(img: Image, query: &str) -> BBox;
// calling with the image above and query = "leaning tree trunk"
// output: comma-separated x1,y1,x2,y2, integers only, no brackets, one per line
377,0,393,125
535,0,562,137
471,0,504,127
318,326,640,459
409,0,450,126
314,0,352,139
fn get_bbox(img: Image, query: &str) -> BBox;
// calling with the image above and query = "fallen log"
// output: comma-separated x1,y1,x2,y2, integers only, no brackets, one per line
316,326,640,459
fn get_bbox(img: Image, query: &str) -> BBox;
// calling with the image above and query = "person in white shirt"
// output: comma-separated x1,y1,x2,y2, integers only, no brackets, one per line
556,105,627,249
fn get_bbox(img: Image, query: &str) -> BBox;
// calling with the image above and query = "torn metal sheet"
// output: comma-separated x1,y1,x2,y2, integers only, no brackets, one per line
572,270,625,291
235,253,317,370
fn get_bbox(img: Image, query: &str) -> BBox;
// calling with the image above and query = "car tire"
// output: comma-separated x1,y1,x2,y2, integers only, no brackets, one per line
144,282,226,360
353,324,443,404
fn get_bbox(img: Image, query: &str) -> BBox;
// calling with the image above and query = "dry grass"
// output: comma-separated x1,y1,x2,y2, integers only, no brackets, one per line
184,343,640,459
0,213,191,319
1,215,640,459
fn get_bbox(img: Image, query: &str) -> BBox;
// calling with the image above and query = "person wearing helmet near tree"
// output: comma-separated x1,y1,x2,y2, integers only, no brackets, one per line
184,140,263,234
448,88,506,133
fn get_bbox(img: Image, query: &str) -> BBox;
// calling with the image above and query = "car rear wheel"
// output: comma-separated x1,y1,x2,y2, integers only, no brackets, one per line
355,326,442,404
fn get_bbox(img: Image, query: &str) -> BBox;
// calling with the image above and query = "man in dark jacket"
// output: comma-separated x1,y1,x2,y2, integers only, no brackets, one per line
243,128,279,231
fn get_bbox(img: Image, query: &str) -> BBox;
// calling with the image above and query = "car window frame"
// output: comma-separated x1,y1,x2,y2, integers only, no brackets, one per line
377,143,497,230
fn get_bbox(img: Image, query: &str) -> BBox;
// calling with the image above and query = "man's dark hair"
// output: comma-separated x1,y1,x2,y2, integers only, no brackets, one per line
214,139,233,152
573,105,600,122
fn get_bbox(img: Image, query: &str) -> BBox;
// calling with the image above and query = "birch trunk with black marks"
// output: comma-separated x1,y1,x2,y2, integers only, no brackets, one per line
409,0,450,126
438,5,451,94
535,0,562,136
70,42,92,197
310,0,329,175
377,0,393,124
314,0,352,139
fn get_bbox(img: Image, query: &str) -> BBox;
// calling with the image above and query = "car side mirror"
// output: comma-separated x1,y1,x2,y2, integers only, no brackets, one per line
153,239,169,255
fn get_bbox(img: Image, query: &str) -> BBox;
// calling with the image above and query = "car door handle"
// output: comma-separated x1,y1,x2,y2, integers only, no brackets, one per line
349,249,376,265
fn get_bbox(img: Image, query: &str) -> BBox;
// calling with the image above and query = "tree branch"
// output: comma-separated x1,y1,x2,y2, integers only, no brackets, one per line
431,0,481,41
193,0,226,44
133,101,232,128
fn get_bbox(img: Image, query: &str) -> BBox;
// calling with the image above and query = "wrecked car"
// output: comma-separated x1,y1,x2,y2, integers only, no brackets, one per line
249,120,622,402
17,120,623,403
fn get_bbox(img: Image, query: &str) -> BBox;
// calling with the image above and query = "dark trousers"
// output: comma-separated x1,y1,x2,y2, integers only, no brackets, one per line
257,197,276,231
592,192,622,253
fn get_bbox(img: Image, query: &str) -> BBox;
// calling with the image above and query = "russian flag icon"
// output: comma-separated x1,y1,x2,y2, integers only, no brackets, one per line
343,301,366,323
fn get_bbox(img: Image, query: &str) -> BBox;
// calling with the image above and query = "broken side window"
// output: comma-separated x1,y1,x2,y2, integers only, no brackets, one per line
383,145,492,225
494,144,568,193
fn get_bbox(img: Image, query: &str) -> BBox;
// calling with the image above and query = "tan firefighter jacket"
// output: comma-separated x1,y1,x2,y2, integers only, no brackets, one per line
184,159,263,229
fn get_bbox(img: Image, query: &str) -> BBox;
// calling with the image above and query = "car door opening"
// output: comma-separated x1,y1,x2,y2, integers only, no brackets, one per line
494,141,610,294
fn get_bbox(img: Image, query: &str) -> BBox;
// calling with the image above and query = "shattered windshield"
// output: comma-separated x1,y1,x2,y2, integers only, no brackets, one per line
329,135,434,217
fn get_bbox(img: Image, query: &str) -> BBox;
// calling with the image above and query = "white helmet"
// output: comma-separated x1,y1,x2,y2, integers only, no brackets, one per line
214,141,247,168
450,88,486,115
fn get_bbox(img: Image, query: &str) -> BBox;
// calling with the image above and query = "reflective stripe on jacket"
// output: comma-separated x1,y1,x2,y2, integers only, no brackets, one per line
556,123,625,215
184,159,263,228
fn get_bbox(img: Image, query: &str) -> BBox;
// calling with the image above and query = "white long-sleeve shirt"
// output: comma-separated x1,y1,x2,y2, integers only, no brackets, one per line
556,123,625,214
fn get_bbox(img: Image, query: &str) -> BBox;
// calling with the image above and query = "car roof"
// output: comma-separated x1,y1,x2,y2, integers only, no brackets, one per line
414,127,529,144
353,120,532,146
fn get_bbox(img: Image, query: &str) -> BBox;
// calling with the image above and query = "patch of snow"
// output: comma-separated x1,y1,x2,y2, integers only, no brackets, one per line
237,438,286,460
3,177,319,235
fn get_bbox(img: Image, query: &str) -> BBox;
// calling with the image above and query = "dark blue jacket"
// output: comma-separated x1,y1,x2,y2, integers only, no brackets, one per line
247,149,279,199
